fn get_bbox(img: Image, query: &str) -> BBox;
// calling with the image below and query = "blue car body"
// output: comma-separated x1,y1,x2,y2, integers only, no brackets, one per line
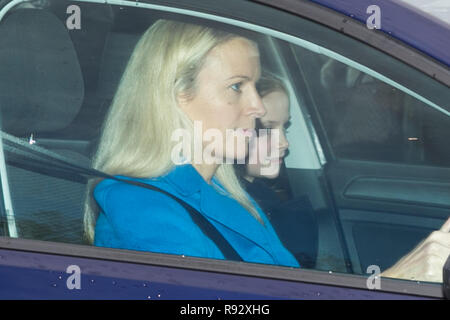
310,0,449,67
0,246,431,300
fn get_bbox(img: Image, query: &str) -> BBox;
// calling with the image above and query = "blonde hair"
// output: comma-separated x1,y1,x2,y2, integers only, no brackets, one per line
83,19,263,244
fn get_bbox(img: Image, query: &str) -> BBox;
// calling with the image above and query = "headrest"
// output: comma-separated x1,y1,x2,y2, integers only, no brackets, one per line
97,32,140,101
0,9,84,135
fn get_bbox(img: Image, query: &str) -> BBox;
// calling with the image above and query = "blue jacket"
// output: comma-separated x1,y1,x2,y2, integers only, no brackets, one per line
94,164,300,268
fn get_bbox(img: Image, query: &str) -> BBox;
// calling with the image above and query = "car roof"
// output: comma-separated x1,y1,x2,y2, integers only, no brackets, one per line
309,0,450,68
396,0,449,27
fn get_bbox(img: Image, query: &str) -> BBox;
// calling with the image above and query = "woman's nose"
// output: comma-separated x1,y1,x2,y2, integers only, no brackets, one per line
279,131,289,152
248,89,266,118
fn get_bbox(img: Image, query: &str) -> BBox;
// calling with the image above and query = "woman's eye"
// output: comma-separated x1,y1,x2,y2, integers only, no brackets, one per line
230,82,242,93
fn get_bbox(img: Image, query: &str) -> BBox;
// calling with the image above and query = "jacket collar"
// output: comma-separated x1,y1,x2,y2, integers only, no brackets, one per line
163,164,274,258
200,181,271,250
163,164,205,196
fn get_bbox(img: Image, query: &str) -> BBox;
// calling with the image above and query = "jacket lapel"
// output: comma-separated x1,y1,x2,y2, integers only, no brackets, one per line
164,164,274,256
199,177,273,255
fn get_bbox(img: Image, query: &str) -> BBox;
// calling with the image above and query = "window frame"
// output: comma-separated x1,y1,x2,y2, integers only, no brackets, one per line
0,0,447,299
251,0,450,86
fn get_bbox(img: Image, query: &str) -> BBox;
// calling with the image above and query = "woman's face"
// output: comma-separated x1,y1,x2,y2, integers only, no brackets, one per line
246,90,290,179
178,37,266,163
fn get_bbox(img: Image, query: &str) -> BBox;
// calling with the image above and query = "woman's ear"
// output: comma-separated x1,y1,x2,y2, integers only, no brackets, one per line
176,91,191,111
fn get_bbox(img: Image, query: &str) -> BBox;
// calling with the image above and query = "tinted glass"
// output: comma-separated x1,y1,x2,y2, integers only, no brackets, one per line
292,47,450,167
287,33,449,283
0,0,447,286
0,1,317,269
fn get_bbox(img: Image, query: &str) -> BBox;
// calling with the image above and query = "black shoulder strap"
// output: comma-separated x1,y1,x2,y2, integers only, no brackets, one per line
114,178,244,262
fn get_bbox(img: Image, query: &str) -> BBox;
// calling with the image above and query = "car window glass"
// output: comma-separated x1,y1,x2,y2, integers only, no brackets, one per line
0,0,447,286
286,35,449,283
291,47,450,166
0,1,325,271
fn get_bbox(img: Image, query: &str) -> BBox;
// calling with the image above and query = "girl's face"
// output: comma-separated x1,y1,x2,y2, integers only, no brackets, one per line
178,37,266,163
246,90,290,179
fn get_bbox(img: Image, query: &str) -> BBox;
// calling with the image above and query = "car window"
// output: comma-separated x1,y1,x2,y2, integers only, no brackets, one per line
0,0,447,289
0,1,323,270
292,48,450,167
283,23,449,282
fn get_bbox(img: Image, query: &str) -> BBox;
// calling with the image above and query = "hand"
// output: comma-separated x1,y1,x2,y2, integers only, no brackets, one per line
381,217,450,283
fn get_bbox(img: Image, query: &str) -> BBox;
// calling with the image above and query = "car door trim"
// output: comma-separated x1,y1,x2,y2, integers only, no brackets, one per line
345,177,450,209
0,236,444,298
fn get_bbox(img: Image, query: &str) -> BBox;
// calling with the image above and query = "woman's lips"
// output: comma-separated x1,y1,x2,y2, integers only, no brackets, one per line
236,128,254,138
262,157,283,164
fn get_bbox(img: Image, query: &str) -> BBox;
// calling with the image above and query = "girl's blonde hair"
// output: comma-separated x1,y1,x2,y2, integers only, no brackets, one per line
256,71,289,98
83,19,263,244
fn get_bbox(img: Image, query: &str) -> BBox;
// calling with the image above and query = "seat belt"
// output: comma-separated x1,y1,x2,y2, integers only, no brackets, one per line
113,177,244,262
0,131,243,262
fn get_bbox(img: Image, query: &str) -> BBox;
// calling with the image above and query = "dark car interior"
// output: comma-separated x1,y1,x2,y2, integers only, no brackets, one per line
290,43,449,274
0,3,136,243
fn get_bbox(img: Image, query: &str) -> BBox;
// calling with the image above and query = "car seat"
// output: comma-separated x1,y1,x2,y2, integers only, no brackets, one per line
0,8,87,243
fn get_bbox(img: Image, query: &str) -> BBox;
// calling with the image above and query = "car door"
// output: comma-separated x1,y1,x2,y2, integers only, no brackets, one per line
274,1,450,276
0,0,447,300
293,47,450,274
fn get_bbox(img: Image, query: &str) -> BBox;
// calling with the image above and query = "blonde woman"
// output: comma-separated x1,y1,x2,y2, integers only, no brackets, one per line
84,19,300,267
